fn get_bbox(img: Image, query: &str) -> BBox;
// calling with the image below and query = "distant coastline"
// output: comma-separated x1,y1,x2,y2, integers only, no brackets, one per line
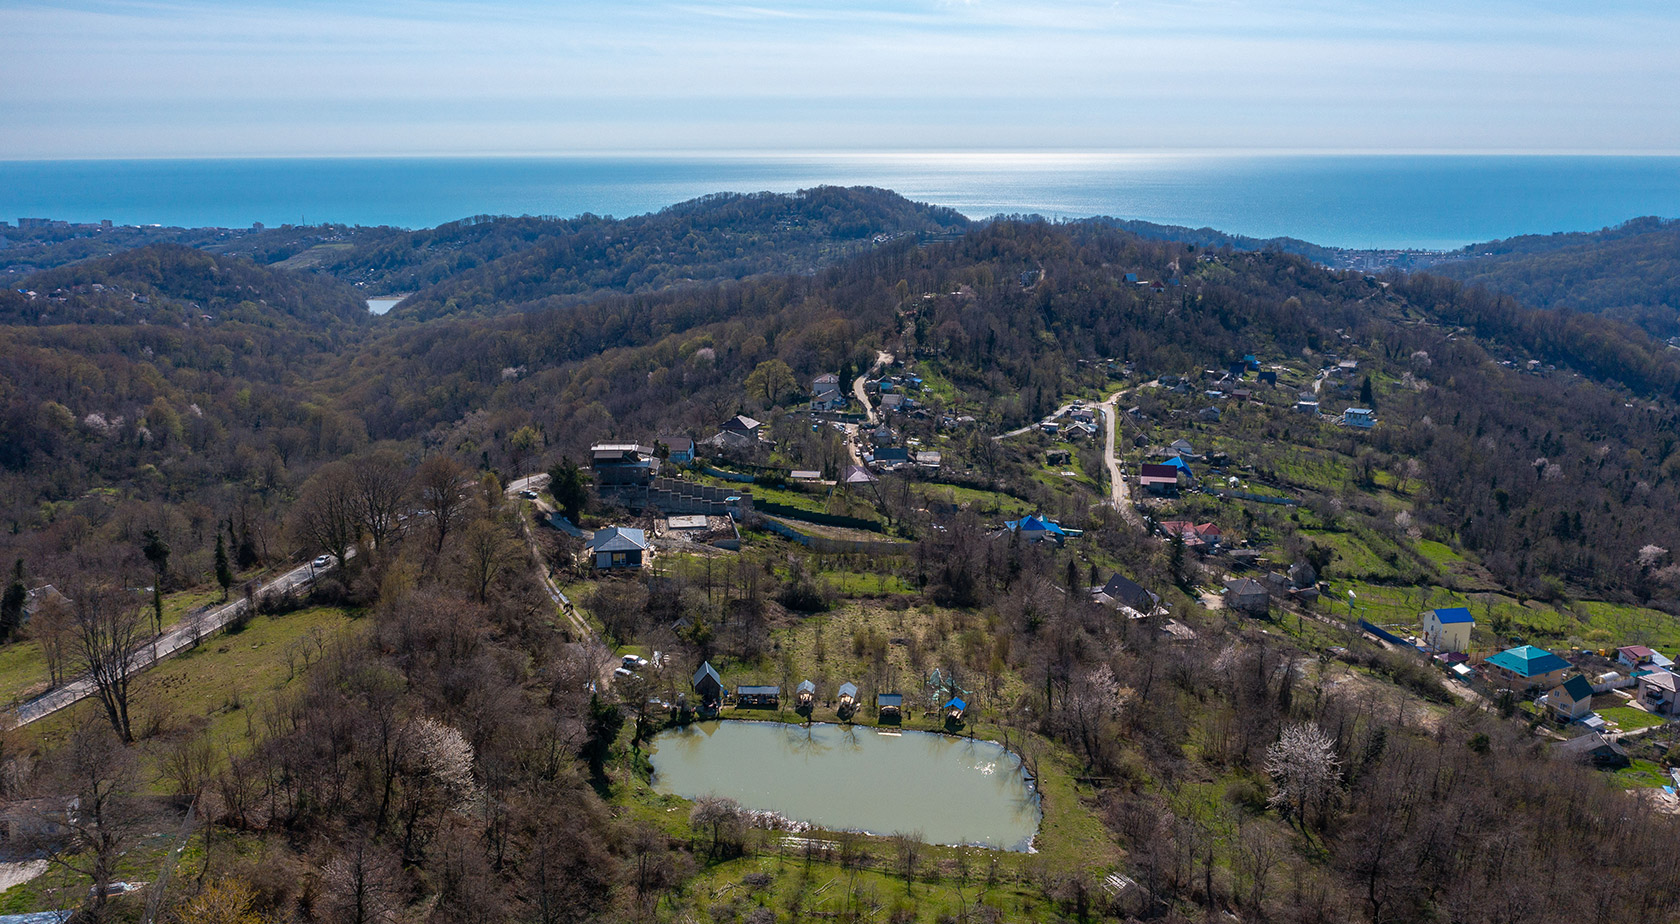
3,153,1679,250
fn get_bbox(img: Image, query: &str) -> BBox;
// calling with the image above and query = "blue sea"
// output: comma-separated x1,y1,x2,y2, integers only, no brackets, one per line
3,154,1679,250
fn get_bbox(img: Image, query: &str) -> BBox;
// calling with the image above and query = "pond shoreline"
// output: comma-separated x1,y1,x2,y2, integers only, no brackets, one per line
646,719,1042,851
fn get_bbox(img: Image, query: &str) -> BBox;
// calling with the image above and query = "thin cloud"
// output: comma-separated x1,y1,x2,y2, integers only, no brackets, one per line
2,0,1677,156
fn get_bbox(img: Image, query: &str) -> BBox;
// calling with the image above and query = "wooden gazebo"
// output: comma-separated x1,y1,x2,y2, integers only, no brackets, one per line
837,681,858,720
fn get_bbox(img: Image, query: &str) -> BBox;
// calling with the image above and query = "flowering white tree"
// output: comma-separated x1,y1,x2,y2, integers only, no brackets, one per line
406,716,479,812
1264,722,1340,826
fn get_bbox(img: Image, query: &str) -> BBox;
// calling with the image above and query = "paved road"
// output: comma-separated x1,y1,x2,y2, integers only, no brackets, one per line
12,556,333,727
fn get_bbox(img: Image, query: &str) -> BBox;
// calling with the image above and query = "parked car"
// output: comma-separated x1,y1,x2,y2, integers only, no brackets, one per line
313,555,331,568
519,489,539,499
622,655,650,670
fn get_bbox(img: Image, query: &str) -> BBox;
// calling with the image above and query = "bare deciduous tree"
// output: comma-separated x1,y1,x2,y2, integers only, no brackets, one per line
690,795,745,860
350,450,411,551
321,839,404,924
36,719,142,922
68,577,146,743
892,831,923,889
454,517,520,603
415,455,470,554
290,460,360,569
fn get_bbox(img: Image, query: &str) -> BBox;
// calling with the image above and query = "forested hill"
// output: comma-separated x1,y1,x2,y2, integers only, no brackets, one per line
5,244,369,331
295,221,1680,601
384,186,971,320
9,218,1680,602
1427,216,1680,333
1077,216,1339,263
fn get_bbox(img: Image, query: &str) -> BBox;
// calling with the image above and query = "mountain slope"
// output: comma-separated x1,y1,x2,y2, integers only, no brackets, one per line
10,244,369,331
1427,216,1680,332
1078,216,1340,263
386,186,971,320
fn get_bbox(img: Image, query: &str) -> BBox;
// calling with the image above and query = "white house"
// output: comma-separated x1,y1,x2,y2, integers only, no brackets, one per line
1421,607,1474,654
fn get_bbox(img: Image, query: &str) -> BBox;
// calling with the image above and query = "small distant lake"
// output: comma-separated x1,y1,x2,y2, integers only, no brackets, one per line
366,296,404,315
647,721,1040,850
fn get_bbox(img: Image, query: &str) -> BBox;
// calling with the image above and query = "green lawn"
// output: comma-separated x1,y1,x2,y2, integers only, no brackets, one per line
17,605,359,787
1415,540,1467,567
1566,601,1680,652
818,570,914,597
1597,706,1669,733
0,578,266,709
1615,758,1674,789
1302,529,1404,582
913,483,1033,520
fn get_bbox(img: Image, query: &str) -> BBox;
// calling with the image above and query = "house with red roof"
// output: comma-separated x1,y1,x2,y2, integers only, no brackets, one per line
1158,520,1222,549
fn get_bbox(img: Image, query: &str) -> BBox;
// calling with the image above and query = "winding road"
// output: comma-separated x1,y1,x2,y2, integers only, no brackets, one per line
505,473,594,640
851,350,894,426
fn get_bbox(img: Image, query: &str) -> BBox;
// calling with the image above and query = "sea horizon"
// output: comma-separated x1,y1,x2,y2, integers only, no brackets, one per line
4,152,1679,251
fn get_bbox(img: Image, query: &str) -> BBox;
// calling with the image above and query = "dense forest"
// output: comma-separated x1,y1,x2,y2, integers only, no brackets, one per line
1430,216,1680,333
4,197,1680,924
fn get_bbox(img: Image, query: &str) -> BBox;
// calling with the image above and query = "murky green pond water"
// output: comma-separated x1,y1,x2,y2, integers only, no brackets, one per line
647,720,1040,850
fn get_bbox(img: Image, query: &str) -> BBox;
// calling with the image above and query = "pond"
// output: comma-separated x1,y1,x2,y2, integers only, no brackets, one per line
647,721,1040,850
366,296,404,315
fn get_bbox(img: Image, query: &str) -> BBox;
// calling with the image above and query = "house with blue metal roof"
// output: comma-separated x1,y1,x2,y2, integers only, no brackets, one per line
944,697,967,725
1006,514,1070,545
1484,645,1572,691
1422,606,1475,654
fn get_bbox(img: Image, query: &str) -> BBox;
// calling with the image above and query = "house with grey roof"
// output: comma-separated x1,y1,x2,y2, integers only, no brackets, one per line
585,527,650,570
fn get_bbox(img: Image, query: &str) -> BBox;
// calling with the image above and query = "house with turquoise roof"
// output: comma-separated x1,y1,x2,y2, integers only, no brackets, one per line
1483,645,1572,692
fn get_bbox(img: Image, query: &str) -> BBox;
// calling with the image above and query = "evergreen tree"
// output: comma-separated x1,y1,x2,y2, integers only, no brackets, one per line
1359,375,1375,409
1169,532,1187,588
232,515,258,569
547,458,589,524
215,534,234,602
0,559,26,643
141,528,170,636
583,693,623,779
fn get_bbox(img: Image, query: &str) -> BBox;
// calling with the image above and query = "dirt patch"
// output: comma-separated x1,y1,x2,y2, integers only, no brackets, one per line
0,859,49,892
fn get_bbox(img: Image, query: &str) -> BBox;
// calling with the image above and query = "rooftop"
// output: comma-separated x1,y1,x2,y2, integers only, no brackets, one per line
1556,674,1594,702
1431,606,1475,625
1486,645,1571,678
587,526,649,553
1224,578,1267,595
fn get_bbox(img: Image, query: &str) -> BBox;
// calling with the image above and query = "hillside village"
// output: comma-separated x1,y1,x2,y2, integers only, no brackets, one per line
535,334,1680,796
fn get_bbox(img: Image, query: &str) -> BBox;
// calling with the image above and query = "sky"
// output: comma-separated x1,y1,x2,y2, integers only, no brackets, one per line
3,0,1679,159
